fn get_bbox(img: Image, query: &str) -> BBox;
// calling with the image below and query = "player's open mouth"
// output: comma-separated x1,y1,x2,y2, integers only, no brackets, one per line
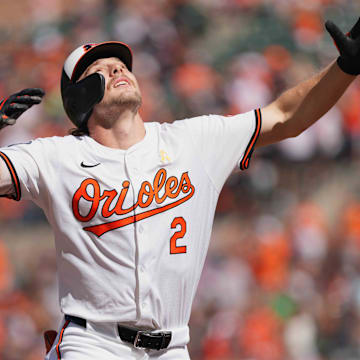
114,78,131,88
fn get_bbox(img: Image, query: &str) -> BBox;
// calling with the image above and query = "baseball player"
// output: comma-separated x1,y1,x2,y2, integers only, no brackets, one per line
0,18,359,360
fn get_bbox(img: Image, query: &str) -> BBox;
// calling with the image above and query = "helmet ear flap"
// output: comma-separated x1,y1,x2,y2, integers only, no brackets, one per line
61,71,105,128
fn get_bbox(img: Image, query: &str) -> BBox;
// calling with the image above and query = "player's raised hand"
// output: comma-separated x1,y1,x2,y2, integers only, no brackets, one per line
325,18,360,75
0,88,45,130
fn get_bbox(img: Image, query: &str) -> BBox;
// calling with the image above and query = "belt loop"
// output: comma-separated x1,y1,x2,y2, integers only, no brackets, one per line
161,335,166,350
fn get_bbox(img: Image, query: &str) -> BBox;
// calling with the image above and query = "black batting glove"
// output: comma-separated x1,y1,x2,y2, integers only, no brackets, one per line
0,88,45,130
325,18,360,76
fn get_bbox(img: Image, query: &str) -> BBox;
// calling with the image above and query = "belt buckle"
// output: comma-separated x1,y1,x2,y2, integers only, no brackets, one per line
133,329,171,350
133,330,146,348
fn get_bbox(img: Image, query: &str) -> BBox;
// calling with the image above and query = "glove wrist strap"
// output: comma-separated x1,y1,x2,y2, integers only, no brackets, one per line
337,56,360,76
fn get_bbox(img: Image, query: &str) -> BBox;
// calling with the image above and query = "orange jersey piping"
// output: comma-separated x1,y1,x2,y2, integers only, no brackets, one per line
56,320,70,360
239,108,262,170
0,151,21,201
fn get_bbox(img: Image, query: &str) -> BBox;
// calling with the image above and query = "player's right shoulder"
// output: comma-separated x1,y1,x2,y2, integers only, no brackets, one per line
1,134,83,161
34,134,83,146
4,134,75,148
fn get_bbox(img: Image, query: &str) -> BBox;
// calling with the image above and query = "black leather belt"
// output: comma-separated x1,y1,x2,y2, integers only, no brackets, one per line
64,314,172,351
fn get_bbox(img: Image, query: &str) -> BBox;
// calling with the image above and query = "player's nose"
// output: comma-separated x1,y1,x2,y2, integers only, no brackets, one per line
110,65,123,77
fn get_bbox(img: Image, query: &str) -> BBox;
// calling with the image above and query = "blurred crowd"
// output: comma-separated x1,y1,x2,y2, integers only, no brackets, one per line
0,0,360,359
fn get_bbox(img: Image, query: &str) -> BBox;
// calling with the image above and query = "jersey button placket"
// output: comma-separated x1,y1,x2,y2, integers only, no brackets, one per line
136,231,152,318
137,257,151,312
125,154,152,318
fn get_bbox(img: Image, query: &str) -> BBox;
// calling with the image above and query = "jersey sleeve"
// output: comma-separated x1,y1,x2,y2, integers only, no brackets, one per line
183,109,261,191
0,138,57,207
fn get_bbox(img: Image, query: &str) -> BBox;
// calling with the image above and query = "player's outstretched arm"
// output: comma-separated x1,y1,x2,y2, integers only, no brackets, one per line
256,18,360,148
0,88,45,196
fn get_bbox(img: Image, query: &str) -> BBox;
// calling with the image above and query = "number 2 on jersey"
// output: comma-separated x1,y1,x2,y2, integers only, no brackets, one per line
170,217,187,254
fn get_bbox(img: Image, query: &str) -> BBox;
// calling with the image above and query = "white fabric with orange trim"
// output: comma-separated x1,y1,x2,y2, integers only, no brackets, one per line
0,111,261,336
0,152,19,199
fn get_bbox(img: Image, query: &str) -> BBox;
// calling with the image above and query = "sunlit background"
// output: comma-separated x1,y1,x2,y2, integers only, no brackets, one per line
0,0,360,359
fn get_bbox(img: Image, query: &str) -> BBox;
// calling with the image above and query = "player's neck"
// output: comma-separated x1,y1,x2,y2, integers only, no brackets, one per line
88,111,146,150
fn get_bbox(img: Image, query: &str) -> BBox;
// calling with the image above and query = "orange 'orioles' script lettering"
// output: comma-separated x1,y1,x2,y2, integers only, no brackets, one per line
72,168,195,237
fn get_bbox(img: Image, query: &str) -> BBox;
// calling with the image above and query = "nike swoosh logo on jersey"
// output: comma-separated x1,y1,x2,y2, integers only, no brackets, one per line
81,161,101,168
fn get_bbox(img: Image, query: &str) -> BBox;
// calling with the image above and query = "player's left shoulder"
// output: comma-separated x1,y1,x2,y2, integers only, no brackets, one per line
4,134,70,151
158,115,208,134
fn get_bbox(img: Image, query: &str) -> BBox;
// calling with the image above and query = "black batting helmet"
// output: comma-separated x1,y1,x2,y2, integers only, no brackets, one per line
61,42,133,128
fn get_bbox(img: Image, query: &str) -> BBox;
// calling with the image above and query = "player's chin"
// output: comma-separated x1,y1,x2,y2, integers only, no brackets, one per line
103,92,142,110
112,86,139,99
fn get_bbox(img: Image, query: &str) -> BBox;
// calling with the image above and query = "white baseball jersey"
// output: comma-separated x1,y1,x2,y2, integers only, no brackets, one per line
0,110,261,335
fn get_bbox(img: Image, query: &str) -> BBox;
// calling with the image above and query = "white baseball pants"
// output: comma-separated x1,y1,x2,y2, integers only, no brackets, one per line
45,319,190,360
